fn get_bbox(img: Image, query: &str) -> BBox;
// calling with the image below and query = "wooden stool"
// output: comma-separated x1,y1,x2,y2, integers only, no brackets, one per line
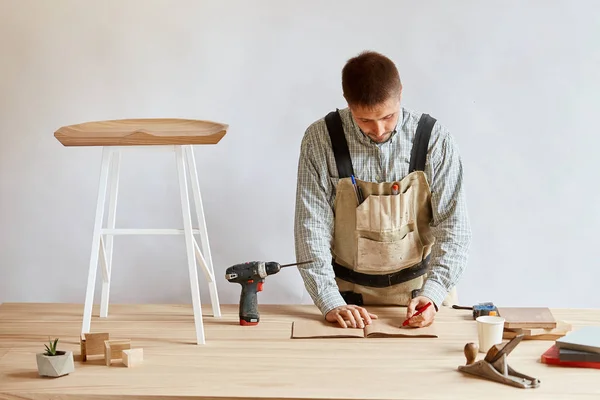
54,118,228,344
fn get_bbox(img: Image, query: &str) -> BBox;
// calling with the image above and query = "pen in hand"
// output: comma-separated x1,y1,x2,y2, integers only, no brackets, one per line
402,301,432,327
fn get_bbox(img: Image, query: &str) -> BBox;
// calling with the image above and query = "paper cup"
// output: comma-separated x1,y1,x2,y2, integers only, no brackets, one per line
476,315,505,353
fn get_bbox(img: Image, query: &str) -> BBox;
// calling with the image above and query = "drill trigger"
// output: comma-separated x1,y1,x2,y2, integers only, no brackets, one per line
257,282,264,292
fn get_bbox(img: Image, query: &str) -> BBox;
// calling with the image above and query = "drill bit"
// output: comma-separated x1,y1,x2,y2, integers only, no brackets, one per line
280,260,313,268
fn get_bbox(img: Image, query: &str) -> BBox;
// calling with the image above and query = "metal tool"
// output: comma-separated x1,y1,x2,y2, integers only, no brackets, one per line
225,260,312,326
452,302,498,319
458,334,541,389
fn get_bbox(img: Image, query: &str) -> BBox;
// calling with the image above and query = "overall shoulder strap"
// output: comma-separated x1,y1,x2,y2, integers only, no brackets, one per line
324,109,354,178
409,113,437,172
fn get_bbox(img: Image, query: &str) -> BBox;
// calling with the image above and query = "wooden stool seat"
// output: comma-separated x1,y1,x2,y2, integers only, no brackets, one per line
55,118,227,345
54,118,228,146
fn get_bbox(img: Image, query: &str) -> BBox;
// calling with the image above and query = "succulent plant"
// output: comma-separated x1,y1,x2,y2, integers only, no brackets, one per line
37,337,74,377
44,338,59,356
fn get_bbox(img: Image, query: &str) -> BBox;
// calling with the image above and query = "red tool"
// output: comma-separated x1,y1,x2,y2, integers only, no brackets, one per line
402,301,432,326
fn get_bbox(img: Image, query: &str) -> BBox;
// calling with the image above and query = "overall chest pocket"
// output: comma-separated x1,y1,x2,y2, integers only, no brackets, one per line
354,187,422,273
355,186,414,232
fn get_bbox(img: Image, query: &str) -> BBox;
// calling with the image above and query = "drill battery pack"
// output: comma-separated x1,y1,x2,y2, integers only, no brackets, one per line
472,302,498,319
452,302,498,319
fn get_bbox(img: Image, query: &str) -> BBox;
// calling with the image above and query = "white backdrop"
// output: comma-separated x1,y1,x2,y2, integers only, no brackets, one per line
1,0,599,310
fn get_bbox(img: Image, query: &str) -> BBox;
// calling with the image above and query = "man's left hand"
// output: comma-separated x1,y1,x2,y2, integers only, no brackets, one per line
404,296,436,328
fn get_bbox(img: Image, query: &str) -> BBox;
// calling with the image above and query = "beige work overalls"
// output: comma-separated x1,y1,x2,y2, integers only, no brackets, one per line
324,110,457,308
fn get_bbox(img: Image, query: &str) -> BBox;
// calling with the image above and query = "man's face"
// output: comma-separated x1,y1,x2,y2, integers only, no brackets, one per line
349,95,401,143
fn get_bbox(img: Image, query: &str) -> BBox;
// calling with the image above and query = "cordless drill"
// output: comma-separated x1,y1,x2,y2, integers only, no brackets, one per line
225,260,311,326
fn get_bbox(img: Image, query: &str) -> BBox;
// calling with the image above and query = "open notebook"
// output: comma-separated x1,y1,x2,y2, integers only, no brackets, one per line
291,318,438,339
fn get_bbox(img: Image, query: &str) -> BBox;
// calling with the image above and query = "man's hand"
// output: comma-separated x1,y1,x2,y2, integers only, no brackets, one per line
326,305,378,328
405,296,436,328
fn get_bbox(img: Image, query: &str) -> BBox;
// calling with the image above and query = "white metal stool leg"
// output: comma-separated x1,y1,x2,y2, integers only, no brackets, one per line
82,147,113,335
175,145,206,344
100,149,121,318
184,145,221,318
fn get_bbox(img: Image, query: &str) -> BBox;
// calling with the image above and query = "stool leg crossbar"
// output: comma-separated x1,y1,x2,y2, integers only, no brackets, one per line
82,145,221,345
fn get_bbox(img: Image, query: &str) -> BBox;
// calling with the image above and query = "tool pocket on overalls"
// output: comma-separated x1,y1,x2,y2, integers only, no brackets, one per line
356,186,414,231
354,187,422,274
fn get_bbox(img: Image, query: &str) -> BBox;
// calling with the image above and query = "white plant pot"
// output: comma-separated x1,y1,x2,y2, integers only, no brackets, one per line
36,351,74,378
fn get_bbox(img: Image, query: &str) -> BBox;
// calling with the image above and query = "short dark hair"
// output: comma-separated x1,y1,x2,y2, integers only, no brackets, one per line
341,50,402,108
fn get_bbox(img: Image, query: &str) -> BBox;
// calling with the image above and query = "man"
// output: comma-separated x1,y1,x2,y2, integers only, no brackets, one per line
294,50,472,329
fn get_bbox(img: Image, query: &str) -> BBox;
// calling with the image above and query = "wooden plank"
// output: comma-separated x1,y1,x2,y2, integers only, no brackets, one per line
497,307,557,329
503,320,572,340
0,303,598,399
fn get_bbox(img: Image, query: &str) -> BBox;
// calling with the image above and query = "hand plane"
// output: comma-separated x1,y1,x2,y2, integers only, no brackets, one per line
458,334,540,389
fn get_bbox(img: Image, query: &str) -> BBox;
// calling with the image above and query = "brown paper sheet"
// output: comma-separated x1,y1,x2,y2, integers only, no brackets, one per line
291,318,439,339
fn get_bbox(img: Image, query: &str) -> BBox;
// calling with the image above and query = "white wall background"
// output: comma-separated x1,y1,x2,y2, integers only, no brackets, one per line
1,0,599,310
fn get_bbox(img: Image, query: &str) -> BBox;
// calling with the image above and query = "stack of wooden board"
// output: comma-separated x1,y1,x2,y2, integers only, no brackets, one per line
498,307,572,340
541,326,600,369
497,307,600,368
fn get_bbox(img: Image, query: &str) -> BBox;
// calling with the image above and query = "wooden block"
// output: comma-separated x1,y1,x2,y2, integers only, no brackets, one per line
503,321,572,340
521,321,572,336
80,332,109,361
104,339,131,366
497,307,557,329
80,334,86,361
122,348,143,367
503,330,566,340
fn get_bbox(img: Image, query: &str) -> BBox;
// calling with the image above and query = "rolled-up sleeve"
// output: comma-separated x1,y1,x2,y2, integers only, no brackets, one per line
420,128,472,309
294,132,346,316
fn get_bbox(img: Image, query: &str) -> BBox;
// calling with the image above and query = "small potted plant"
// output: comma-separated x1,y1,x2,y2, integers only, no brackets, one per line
36,338,74,378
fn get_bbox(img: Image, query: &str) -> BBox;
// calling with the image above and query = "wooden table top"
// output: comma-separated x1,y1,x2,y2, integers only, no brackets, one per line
0,302,598,399
54,118,228,146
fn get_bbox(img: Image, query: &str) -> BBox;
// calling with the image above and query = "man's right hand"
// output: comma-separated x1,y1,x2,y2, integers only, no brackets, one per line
325,305,378,328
